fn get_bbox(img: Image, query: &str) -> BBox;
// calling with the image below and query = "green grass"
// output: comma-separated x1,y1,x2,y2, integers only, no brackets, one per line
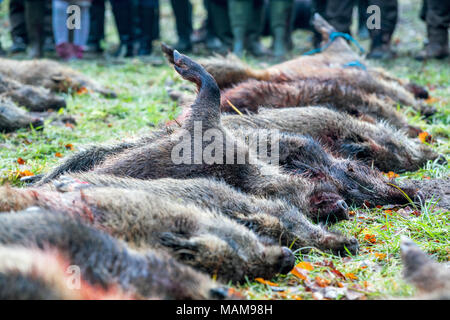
0,0,448,299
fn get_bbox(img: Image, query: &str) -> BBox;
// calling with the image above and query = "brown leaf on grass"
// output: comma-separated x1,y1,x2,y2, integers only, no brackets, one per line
295,262,314,271
412,210,421,217
345,273,358,281
424,97,439,104
65,143,74,150
55,152,63,158
227,288,245,299
363,200,372,208
373,252,386,261
17,157,26,165
418,131,429,143
255,278,278,287
315,276,331,287
291,267,308,281
18,170,34,177
316,260,346,280
364,234,377,244
76,87,89,95
65,122,75,129
385,171,400,179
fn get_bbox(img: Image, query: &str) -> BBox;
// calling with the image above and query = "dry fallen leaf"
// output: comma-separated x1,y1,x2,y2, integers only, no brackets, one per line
17,157,26,165
76,87,89,95
295,262,314,271
364,234,377,244
345,273,358,281
55,152,63,158
255,278,279,287
291,267,308,281
65,143,74,150
315,276,331,287
18,170,34,177
424,97,439,104
386,171,400,179
418,131,429,143
373,252,386,260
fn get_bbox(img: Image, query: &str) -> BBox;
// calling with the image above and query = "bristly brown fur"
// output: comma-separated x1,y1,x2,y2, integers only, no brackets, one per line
0,58,116,98
220,78,419,135
0,97,44,132
199,14,430,112
50,173,359,255
0,186,296,282
400,237,450,299
0,74,66,112
222,107,441,173
0,208,227,299
229,127,421,207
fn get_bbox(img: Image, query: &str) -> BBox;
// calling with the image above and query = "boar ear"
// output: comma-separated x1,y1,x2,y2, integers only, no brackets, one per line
159,232,198,261
312,13,335,41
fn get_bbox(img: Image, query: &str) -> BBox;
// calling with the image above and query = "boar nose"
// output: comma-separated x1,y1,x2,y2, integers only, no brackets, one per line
278,247,295,275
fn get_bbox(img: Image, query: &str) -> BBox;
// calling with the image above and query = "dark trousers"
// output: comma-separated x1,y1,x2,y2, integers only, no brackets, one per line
88,0,159,46
426,0,450,44
170,0,193,42
10,0,27,41
88,0,106,45
9,0,52,42
325,0,397,36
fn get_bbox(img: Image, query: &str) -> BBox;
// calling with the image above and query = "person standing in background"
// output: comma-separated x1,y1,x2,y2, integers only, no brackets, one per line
269,0,294,58
53,0,92,60
136,0,159,55
228,0,268,57
169,0,193,52
0,0,3,55
325,0,398,59
86,0,159,57
8,0,28,53
23,0,46,58
86,0,105,53
415,0,449,60
8,0,53,55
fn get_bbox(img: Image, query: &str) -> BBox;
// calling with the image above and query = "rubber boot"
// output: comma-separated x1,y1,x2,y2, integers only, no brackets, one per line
247,0,268,57
207,0,233,53
270,0,293,58
87,0,106,53
367,31,395,60
170,0,193,52
110,0,135,57
25,0,45,59
228,0,251,57
9,36,27,54
9,0,28,53
415,26,449,61
43,0,54,52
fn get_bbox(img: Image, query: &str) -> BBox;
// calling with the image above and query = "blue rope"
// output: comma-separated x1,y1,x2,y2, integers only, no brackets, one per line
303,31,366,56
343,60,367,70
